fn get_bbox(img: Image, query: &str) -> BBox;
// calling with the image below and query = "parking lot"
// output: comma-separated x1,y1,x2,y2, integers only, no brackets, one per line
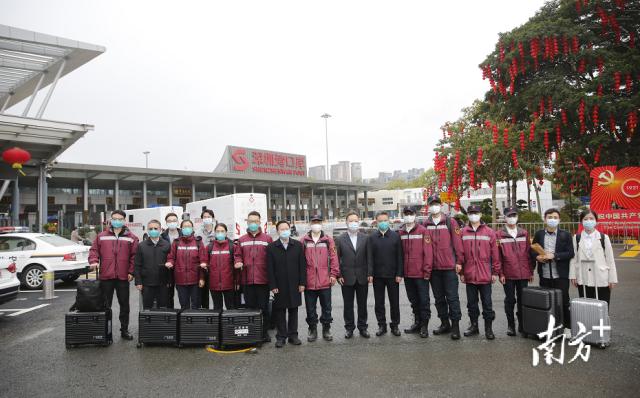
1,247,638,397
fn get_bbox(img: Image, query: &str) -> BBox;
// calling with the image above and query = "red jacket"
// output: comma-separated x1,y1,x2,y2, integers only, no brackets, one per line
167,235,207,286
497,227,534,280
459,223,502,284
424,215,464,271
399,223,433,279
207,239,236,292
302,232,340,290
89,227,139,281
234,229,273,285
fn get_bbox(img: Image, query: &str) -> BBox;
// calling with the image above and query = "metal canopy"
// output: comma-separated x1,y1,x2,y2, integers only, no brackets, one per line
0,24,105,113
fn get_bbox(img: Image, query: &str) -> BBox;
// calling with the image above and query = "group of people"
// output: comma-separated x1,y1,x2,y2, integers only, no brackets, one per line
88,194,618,347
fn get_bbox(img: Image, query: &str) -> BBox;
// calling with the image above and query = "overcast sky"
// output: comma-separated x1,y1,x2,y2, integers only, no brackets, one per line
2,0,546,178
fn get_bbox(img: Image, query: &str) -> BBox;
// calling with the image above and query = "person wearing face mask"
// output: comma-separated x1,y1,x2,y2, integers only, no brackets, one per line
88,209,139,340
234,211,273,342
161,212,181,309
367,211,404,337
301,215,340,342
165,220,208,309
496,207,534,336
458,205,502,340
196,209,216,309
204,223,236,310
423,195,464,340
569,210,617,307
335,210,371,338
267,220,307,348
134,219,172,309
398,206,433,338
530,208,574,328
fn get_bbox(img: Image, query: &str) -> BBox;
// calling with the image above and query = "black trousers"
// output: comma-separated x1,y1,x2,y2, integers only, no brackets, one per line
141,285,169,309
167,283,175,309
405,277,431,323
466,283,494,322
577,285,611,307
176,284,200,309
243,284,270,337
211,290,236,310
101,279,130,332
431,269,462,322
540,277,571,328
341,282,369,332
273,307,299,340
373,277,400,328
304,288,332,327
503,279,529,325
200,278,210,309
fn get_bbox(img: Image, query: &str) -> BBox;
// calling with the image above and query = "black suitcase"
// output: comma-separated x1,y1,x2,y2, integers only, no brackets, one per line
65,309,112,348
137,309,179,348
522,286,564,338
178,309,221,347
220,309,263,347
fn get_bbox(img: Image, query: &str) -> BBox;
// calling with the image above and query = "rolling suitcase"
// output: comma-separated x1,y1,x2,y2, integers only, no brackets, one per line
570,247,611,348
220,309,263,347
65,308,112,348
178,309,221,347
521,286,564,339
137,308,179,348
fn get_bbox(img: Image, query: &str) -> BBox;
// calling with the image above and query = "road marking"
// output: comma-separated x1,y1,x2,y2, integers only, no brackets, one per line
6,304,49,316
19,289,76,293
620,251,640,258
15,327,54,344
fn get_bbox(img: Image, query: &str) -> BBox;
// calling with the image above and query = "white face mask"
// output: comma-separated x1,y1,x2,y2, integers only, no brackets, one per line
203,218,215,225
429,205,441,215
468,214,481,223
310,224,322,233
546,218,560,228
347,221,359,232
506,216,518,226
404,215,416,224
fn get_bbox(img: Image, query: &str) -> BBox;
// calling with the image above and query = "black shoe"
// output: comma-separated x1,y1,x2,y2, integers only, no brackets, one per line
288,336,302,345
451,320,461,340
390,327,401,336
464,321,479,337
485,320,495,340
506,322,516,337
359,329,371,338
345,330,354,339
432,319,451,335
120,331,134,340
275,339,286,348
376,326,387,336
262,334,272,343
307,326,318,342
419,320,430,338
404,319,421,334
322,324,333,341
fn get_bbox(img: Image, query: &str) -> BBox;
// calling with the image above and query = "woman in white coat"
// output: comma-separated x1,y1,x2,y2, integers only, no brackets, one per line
569,210,617,307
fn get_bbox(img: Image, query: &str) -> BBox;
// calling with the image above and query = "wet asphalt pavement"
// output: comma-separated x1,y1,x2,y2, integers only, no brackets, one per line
1,248,638,397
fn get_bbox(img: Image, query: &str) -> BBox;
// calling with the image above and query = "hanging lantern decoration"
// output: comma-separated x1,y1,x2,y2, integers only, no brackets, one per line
561,108,568,125
529,122,536,142
476,147,483,166
539,97,545,117
556,125,562,147
511,149,519,169
492,125,499,145
572,35,579,53
467,157,475,187
594,144,602,164
503,128,510,148
597,83,604,97
530,37,540,70
562,35,570,55
2,147,31,176
592,104,599,128
578,98,586,134
597,57,604,74
614,72,621,93
499,41,505,63
629,110,638,137
626,73,633,94
544,129,550,154
577,58,586,74
520,131,526,151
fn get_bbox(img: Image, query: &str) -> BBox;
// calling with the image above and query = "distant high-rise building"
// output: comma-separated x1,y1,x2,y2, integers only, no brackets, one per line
351,162,362,182
330,161,351,181
309,165,326,180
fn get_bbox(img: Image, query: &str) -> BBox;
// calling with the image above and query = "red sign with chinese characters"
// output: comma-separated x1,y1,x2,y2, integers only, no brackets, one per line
223,146,307,177
590,166,640,214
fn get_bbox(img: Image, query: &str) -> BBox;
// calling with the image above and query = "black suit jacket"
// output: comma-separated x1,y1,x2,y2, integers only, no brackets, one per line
336,232,369,286
530,228,574,279
267,239,307,309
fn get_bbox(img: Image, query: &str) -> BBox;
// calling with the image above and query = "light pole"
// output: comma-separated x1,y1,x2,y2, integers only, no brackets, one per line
320,113,331,180
143,151,150,168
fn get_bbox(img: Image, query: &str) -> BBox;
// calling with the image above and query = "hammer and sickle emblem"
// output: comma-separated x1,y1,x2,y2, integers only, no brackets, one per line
597,170,615,186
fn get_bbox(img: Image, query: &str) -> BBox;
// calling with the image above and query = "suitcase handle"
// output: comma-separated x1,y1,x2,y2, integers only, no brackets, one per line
577,234,598,301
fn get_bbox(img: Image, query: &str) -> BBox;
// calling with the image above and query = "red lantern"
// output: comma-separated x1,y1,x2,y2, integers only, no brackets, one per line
614,72,621,93
597,84,604,97
519,131,526,152
578,99,586,134
511,149,519,169
561,108,568,125
476,147,483,166
2,147,31,176
544,130,550,153
492,125,498,145
503,128,510,148
556,125,562,147
592,105,599,128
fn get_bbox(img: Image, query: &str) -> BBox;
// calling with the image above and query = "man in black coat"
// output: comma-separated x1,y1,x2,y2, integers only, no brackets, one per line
267,220,307,348
530,208,575,328
134,219,172,309
336,210,371,338
367,211,404,337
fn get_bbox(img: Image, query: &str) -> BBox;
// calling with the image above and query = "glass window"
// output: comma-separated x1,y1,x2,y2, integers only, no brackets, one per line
0,237,36,251
38,235,75,247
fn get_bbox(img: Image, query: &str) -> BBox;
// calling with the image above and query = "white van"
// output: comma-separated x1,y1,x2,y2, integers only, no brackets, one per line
124,206,184,241
185,193,268,240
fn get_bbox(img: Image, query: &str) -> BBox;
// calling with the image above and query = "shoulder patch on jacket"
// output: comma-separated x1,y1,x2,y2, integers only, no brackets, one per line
424,235,431,244
454,227,461,235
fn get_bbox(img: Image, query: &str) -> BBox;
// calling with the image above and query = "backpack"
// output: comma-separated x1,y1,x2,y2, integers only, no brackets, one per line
70,279,105,312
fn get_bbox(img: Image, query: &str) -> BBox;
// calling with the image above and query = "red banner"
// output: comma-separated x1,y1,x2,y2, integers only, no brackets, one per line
590,166,640,213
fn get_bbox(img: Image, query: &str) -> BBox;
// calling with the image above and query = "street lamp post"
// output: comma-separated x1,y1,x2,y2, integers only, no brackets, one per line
143,151,150,168
320,113,331,180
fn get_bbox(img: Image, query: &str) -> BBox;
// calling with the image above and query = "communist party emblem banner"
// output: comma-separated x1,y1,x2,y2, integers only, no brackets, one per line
590,166,640,222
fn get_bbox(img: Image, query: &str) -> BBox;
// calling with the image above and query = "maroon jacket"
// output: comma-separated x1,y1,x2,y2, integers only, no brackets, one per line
459,223,502,284
424,215,464,271
89,227,139,281
302,232,340,290
167,235,207,286
207,239,236,292
398,223,433,279
234,229,273,285
497,227,534,280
